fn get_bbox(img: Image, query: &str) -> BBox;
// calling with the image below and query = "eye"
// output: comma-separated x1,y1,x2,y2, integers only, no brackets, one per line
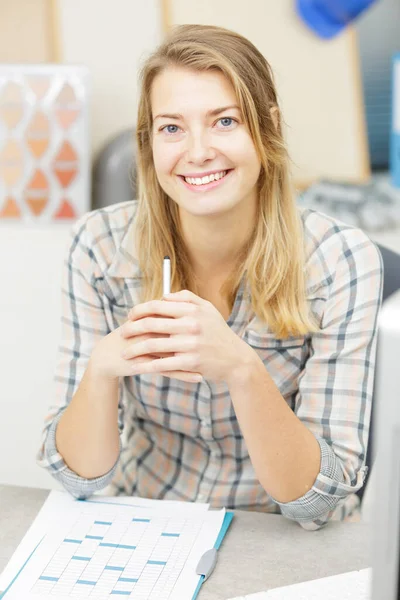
158,116,238,136
160,124,181,135
218,117,237,128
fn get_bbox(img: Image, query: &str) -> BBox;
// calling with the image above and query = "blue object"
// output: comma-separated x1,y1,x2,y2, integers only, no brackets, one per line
390,53,400,188
296,0,378,39
191,510,234,600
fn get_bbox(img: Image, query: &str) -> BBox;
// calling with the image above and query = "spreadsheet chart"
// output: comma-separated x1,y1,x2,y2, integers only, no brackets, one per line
3,500,225,600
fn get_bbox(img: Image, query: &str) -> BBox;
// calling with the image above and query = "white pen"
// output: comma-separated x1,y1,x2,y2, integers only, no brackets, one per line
163,255,171,296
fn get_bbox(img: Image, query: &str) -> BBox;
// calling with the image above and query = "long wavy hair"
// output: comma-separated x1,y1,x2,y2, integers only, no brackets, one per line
134,24,319,338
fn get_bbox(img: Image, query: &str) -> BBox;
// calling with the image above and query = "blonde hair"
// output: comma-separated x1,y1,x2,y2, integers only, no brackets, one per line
135,24,319,338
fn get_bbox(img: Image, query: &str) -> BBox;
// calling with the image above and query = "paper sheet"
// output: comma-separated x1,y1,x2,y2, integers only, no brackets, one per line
0,491,211,599
227,567,371,600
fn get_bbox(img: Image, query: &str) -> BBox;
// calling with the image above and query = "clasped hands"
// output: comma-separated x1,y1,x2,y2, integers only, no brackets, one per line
118,289,252,384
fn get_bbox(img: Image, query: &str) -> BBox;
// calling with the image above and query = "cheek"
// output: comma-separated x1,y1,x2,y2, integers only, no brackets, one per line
152,141,180,177
228,131,260,166
235,145,261,180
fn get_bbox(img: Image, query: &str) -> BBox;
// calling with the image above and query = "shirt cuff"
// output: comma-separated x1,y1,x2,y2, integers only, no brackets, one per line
270,437,367,529
37,412,121,499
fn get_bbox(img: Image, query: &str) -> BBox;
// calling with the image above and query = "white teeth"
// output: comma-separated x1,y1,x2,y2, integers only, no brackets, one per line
184,170,227,185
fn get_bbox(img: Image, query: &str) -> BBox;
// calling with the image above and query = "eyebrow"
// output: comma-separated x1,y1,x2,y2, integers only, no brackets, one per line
153,104,241,122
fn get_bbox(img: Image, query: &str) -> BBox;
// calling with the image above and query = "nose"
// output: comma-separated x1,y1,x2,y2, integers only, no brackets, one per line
185,129,216,165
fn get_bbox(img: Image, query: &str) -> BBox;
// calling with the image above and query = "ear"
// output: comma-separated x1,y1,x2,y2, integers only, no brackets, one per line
270,106,279,130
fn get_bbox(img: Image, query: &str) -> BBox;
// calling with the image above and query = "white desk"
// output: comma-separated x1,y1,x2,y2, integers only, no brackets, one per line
0,484,372,600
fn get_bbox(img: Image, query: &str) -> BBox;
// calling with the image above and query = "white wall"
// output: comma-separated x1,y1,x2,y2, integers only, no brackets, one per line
0,226,71,489
56,0,163,158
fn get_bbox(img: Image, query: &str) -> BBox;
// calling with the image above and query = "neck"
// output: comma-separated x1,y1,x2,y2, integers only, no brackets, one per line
178,200,257,283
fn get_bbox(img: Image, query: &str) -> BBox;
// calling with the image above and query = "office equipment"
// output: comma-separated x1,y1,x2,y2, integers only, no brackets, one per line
92,128,137,210
195,548,217,582
358,244,400,503
390,53,400,187
227,567,370,599
297,176,400,232
371,289,400,600
0,490,233,600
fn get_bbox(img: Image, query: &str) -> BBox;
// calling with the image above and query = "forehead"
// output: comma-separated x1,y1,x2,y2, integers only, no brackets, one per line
150,67,237,115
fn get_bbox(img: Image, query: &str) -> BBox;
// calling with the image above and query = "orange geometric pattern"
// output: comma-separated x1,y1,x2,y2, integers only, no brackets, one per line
54,199,77,219
54,83,80,130
0,139,23,186
53,140,78,188
27,111,50,158
25,169,49,216
0,67,88,224
0,196,21,218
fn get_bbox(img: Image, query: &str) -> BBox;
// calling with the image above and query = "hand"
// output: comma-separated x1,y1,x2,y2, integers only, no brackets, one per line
119,290,252,383
90,322,202,384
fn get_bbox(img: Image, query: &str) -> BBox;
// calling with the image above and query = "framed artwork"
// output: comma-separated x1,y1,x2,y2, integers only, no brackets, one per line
0,64,90,223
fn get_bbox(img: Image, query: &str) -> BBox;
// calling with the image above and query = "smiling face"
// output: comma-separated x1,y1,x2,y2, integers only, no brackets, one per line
150,67,262,219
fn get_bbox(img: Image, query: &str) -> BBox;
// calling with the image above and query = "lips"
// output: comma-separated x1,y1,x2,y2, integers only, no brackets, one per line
178,168,234,192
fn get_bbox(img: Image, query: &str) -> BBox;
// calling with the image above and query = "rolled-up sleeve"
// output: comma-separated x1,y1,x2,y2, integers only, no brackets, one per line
273,230,383,530
36,213,124,498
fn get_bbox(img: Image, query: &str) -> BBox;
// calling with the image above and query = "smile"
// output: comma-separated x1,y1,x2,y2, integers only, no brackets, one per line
178,169,234,192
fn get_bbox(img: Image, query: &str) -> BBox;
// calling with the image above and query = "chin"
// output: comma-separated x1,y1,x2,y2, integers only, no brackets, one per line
184,199,240,217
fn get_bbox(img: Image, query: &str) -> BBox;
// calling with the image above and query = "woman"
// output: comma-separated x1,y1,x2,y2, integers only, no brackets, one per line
37,24,382,531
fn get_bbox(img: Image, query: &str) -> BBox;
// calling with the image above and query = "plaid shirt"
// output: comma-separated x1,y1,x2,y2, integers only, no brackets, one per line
37,200,383,530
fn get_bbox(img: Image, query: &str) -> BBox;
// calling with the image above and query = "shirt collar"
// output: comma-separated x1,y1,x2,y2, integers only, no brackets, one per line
106,217,142,279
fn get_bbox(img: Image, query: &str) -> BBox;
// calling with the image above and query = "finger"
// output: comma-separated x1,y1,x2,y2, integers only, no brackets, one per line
128,356,201,382
128,300,196,321
129,354,160,363
159,371,203,383
121,316,200,338
122,336,194,360
142,352,173,359
163,290,206,305
130,355,197,375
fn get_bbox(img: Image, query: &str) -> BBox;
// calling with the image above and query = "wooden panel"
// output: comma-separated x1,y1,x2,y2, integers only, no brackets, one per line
0,0,58,63
163,0,370,185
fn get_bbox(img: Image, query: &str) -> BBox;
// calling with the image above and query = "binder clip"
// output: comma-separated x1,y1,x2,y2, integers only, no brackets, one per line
196,548,218,582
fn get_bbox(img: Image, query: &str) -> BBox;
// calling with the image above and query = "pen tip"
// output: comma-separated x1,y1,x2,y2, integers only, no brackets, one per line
164,255,170,260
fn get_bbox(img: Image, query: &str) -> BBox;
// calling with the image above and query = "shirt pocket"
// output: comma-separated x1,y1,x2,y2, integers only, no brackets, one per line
243,329,309,397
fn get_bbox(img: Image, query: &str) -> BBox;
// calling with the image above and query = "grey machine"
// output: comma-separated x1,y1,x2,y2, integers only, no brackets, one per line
92,128,137,210
372,289,400,600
